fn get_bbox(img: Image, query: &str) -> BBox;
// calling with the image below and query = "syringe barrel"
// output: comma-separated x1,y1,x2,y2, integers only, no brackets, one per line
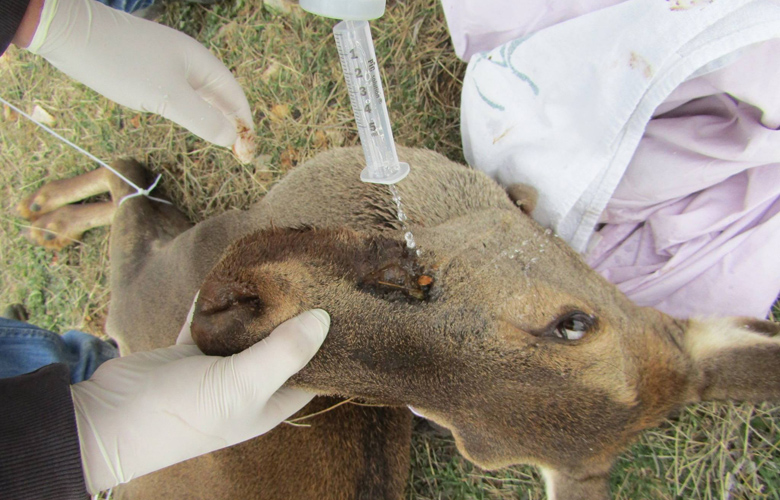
334,20,409,184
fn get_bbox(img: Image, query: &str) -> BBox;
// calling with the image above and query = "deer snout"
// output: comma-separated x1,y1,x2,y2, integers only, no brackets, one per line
190,280,269,356
191,262,308,356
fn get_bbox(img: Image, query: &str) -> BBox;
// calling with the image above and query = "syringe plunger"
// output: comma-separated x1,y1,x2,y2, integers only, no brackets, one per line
299,0,386,20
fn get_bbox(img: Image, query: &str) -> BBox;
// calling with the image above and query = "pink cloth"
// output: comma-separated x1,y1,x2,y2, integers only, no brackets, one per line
589,91,780,318
446,0,780,318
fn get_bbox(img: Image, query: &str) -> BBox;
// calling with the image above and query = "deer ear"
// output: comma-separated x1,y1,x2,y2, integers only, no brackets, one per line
506,183,538,215
685,317,780,403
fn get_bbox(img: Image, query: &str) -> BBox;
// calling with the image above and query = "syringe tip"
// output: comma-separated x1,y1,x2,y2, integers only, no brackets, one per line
360,162,410,185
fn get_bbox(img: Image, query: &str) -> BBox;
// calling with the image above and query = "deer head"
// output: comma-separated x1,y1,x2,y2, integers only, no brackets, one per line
190,189,780,500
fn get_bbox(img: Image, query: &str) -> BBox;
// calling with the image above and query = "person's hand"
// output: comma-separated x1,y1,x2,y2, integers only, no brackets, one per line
25,0,255,159
70,304,330,493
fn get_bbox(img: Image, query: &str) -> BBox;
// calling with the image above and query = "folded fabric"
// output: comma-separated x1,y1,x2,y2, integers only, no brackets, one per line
441,0,625,63
451,0,780,318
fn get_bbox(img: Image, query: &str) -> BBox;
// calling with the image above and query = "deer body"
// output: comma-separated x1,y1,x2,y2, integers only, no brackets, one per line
18,147,780,500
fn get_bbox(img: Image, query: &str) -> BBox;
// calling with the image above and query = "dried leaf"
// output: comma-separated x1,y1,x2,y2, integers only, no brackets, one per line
216,21,239,41
263,0,299,14
30,105,55,126
326,129,346,147
3,104,17,122
130,114,142,128
261,60,282,83
270,104,290,122
280,146,299,170
313,130,329,149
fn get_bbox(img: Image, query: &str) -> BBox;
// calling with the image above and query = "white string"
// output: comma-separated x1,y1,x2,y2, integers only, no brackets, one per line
0,96,171,206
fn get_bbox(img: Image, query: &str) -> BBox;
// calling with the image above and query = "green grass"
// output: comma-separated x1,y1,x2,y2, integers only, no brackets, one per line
1,0,779,498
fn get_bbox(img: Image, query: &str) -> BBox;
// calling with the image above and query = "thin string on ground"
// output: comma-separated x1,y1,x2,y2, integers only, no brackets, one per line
0,96,171,206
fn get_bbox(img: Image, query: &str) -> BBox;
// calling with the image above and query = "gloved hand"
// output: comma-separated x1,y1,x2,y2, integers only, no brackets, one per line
70,305,329,493
26,0,255,156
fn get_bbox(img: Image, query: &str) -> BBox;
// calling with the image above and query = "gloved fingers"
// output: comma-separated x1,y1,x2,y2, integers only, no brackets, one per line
176,292,201,346
228,309,330,399
85,344,203,385
155,88,238,148
185,43,255,133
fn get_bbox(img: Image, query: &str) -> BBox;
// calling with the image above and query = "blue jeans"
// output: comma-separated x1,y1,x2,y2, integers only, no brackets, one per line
0,318,119,383
95,0,156,14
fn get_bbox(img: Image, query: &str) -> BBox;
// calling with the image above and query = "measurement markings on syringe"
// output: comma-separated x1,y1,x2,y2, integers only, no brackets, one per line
346,47,383,136
366,57,383,104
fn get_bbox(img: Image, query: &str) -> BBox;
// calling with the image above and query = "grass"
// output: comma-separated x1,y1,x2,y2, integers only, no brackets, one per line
1,0,778,498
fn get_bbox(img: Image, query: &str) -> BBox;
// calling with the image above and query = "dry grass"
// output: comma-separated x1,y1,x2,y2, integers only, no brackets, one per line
0,0,778,498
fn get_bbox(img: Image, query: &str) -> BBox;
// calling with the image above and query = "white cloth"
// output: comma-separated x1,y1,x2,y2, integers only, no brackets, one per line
453,0,780,318
441,0,624,63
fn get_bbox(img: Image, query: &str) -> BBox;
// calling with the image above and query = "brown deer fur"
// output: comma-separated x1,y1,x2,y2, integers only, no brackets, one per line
17,146,780,500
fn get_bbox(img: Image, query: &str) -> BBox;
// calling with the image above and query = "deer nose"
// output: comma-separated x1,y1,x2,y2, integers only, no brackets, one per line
190,279,266,356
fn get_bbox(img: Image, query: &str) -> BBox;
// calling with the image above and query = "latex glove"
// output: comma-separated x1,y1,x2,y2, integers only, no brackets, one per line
70,305,330,493
26,0,255,155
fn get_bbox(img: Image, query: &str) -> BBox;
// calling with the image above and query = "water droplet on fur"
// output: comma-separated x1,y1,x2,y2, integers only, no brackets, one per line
390,185,421,256
404,231,416,248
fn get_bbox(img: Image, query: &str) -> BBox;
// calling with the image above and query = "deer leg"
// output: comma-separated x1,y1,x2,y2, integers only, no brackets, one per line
17,168,114,220
17,160,191,255
17,167,122,250
17,161,193,352
16,162,181,251
103,160,191,284
21,202,115,250
102,160,193,353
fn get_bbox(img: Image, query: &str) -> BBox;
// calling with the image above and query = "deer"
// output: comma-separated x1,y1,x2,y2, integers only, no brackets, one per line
16,146,780,500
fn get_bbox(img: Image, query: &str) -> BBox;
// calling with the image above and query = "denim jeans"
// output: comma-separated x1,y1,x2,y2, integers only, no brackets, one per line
0,318,119,383
95,0,156,14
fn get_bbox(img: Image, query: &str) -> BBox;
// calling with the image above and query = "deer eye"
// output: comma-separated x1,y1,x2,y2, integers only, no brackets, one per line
552,312,595,341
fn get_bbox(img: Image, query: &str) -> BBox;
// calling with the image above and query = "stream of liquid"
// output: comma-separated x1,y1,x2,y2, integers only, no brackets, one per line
389,185,421,256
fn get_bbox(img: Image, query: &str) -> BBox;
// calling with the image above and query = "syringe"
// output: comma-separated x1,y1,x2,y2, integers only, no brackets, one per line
300,0,410,185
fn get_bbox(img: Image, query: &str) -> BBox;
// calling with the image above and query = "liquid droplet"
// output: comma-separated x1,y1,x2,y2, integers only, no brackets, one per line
389,185,421,255
404,231,416,248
